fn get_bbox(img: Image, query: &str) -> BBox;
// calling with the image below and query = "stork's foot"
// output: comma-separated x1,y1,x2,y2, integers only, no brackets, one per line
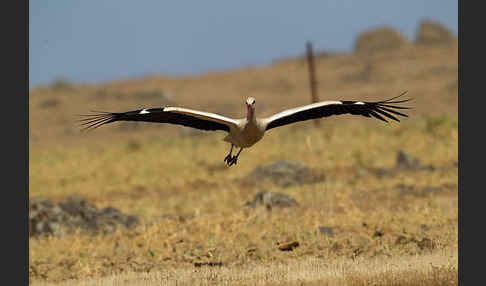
224,155,238,166
224,154,233,164
226,156,238,166
224,146,242,167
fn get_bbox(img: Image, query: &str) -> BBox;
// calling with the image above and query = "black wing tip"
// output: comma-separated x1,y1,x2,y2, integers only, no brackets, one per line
76,110,118,132
368,91,412,123
380,91,413,105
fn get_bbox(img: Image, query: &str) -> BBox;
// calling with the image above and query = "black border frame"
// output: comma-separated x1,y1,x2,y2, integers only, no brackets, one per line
4,0,28,285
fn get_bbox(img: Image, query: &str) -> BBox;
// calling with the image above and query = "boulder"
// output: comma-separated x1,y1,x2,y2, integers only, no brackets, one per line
245,191,298,209
240,160,324,188
29,195,139,237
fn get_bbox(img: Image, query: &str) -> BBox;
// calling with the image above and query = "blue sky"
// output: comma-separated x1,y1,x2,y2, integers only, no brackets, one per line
29,1,457,88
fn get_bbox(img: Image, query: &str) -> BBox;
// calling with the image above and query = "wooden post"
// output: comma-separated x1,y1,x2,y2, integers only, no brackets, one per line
306,41,320,126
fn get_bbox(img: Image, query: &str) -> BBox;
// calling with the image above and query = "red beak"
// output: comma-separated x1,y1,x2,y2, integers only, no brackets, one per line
247,104,252,118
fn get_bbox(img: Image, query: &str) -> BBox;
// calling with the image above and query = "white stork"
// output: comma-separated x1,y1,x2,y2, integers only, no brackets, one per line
79,91,411,166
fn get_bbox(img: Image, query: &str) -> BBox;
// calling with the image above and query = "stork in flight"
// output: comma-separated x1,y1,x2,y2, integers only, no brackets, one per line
79,91,411,166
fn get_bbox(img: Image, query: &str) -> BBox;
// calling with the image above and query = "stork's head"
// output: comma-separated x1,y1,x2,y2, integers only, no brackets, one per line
246,97,256,120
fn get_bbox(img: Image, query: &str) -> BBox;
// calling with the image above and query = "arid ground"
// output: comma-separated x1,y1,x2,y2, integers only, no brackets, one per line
29,25,458,285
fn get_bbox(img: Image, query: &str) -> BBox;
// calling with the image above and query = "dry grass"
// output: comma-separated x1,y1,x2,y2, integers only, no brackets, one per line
29,118,458,284
31,249,457,286
29,40,457,285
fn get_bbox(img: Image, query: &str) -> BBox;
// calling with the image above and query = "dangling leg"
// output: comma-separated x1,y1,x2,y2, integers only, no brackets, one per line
224,144,234,164
228,148,243,166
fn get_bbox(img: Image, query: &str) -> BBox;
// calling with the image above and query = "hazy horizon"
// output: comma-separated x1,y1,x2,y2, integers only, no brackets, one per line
29,1,457,89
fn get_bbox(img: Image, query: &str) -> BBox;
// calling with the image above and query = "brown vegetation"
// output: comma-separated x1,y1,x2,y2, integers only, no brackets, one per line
354,26,410,54
416,19,457,46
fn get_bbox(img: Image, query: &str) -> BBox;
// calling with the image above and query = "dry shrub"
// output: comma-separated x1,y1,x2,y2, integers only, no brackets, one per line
38,98,61,109
416,19,457,46
354,26,409,54
49,77,74,91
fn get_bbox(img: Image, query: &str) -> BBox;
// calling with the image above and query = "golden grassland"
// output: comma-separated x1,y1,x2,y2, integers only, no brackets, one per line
29,117,458,284
32,249,457,286
30,40,457,285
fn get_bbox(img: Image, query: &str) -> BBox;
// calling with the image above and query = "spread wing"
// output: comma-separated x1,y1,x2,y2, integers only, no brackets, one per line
264,91,411,131
78,106,239,132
